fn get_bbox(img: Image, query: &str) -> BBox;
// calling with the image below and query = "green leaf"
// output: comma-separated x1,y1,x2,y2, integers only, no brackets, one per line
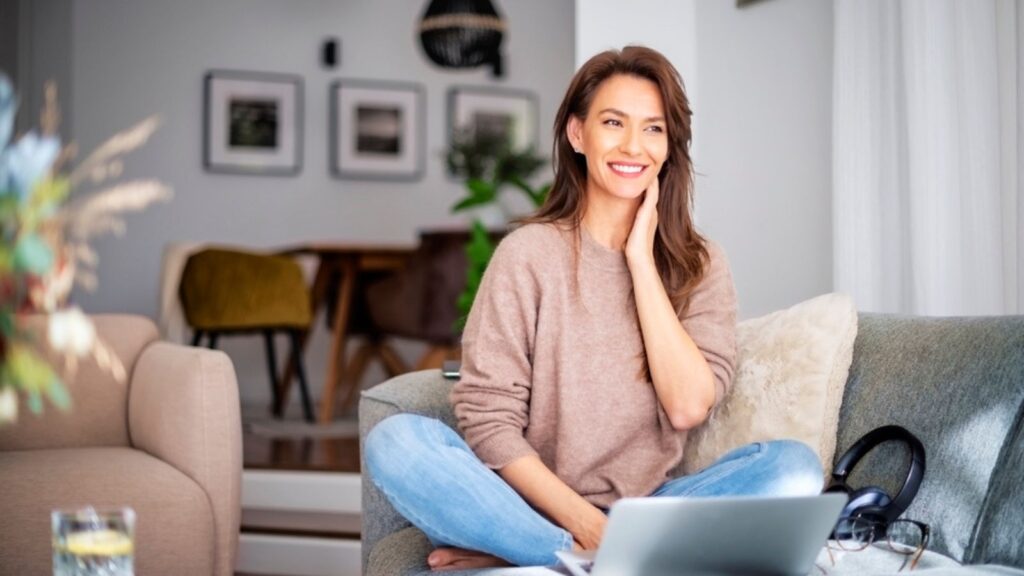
0,311,15,337
26,390,42,414
466,178,494,198
465,222,495,265
45,378,71,412
451,179,497,213
13,232,53,274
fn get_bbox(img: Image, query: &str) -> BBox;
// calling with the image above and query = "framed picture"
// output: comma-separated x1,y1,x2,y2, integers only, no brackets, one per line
203,70,302,176
447,86,539,154
330,80,425,180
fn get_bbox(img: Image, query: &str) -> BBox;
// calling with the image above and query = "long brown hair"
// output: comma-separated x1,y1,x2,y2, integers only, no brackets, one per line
526,46,708,315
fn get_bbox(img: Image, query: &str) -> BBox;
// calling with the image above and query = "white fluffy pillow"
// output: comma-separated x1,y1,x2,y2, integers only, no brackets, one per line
681,293,858,475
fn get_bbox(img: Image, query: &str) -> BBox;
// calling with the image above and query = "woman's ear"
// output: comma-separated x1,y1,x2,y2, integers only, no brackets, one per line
566,116,583,152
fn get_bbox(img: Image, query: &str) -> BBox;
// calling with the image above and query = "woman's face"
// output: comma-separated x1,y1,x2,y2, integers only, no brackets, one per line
567,74,669,204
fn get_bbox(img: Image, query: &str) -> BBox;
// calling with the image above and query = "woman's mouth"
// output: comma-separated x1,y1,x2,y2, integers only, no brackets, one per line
608,162,647,178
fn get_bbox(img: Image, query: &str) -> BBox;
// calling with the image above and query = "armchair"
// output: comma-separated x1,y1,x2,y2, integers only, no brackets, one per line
0,315,242,576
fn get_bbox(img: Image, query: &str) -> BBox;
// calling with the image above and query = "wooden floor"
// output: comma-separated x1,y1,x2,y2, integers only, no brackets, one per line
243,432,361,474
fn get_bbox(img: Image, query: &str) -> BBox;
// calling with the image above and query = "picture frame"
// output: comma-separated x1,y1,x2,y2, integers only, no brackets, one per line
203,70,302,176
447,86,539,155
330,80,425,180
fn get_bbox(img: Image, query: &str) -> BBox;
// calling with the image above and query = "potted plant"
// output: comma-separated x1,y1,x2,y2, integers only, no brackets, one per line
445,129,550,329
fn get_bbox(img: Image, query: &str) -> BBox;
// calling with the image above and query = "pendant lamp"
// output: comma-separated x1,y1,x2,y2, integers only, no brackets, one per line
418,0,506,77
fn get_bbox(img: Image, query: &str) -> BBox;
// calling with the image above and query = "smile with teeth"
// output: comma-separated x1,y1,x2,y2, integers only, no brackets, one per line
609,163,647,176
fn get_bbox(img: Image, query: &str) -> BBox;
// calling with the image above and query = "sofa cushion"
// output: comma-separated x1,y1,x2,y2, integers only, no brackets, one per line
0,315,159,451
0,446,214,575
835,315,1024,563
969,401,1024,567
682,293,857,475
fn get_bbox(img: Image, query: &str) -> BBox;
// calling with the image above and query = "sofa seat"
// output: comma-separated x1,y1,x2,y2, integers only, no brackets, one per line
0,446,215,575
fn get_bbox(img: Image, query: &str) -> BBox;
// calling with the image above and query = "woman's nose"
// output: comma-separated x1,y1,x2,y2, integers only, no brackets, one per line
619,127,642,155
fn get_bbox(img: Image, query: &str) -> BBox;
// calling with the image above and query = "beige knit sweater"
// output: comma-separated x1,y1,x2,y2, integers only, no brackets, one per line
451,222,737,508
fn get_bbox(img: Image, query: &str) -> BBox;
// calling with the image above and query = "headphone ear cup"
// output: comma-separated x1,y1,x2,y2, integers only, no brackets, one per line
842,486,892,520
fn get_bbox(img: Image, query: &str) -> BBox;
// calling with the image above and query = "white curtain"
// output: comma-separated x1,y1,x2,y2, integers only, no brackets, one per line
833,0,1022,315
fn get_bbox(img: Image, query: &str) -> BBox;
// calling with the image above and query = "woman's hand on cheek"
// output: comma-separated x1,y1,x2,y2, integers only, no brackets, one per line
625,176,659,269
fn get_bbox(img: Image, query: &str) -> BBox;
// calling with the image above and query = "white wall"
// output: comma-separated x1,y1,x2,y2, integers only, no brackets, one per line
575,0,834,319
68,0,575,408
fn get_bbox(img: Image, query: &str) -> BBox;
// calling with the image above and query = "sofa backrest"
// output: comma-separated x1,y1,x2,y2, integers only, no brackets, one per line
835,314,1024,565
0,314,160,451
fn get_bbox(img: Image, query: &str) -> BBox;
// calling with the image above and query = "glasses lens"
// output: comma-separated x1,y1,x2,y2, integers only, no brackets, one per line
886,520,926,554
834,517,874,551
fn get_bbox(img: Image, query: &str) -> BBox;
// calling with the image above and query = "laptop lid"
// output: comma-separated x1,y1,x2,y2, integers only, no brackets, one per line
589,493,846,576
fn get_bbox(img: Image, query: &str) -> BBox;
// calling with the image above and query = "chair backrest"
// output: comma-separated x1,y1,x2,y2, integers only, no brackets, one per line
179,248,311,331
0,314,159,451
365,228,506,343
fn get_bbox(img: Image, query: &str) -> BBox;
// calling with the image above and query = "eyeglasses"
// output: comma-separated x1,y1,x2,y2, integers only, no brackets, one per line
816,517,931,574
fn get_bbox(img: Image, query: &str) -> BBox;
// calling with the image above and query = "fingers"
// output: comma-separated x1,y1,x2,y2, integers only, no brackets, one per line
646,175,660,207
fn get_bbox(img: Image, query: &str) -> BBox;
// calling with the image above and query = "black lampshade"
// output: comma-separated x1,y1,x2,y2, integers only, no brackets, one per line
418,0,506,77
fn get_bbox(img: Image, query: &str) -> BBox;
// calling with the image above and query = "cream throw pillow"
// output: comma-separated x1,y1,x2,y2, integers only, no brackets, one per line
681,292,858,475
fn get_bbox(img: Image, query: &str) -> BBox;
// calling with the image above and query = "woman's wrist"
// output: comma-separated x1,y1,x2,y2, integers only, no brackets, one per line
626,250,658,278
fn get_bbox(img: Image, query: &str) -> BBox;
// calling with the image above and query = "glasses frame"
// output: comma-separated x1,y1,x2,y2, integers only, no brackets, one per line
818,517,931,574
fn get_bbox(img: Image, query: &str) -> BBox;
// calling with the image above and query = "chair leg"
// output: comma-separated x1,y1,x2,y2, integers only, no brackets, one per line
263,330,283,419
415,345,457,371
289,330,315,423
207,332,220,350
191,330,204,348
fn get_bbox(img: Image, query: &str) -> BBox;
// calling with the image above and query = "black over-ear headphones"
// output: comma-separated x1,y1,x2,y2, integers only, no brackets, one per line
824,425,926,527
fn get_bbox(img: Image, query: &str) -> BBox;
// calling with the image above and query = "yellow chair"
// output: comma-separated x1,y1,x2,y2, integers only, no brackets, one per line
179,248,314,422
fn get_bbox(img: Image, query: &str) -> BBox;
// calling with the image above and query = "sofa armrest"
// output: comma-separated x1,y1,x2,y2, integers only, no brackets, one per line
359,369,457,575
128,342,242,576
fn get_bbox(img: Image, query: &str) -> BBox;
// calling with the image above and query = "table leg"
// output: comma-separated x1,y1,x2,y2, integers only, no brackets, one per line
319,258,357,424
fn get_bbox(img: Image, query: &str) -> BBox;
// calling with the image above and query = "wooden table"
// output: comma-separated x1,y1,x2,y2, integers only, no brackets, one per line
277,242,416,424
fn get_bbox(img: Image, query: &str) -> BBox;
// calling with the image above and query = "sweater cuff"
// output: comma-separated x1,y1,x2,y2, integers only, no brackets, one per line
471,430,539,470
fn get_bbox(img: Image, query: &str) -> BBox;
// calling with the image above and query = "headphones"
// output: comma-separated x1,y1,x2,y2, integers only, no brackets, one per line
824,425,926,530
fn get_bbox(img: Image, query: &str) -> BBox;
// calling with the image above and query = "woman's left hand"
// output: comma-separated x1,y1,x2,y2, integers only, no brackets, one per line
625,176,659,269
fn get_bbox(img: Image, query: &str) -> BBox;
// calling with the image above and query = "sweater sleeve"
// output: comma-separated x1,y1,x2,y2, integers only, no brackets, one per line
680,241,738,407
450,234,540,469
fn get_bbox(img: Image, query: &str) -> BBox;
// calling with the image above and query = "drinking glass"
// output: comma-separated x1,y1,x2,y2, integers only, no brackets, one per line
52,507,135,576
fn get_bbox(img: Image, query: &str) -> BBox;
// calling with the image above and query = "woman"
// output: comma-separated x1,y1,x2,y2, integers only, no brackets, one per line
365,46,824,571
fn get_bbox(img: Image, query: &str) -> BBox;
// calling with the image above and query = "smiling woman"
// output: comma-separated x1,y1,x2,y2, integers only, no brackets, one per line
363,45,825,571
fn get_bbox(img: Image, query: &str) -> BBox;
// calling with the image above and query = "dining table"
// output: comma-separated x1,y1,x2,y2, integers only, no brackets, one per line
276,241,417,424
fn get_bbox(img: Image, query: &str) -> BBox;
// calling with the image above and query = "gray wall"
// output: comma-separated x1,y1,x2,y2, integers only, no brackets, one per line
67,0,575,407
694,0,834,318
72,0,573,315
3,0,73,139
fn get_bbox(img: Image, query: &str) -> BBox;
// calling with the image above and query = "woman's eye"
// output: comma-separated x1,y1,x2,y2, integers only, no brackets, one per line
646,125,665,133
603,118,622,127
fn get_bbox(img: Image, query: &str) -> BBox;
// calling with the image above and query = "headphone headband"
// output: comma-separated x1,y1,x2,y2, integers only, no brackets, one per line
831,425,926,523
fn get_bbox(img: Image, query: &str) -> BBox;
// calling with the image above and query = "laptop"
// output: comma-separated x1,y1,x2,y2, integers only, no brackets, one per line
555,493,846,576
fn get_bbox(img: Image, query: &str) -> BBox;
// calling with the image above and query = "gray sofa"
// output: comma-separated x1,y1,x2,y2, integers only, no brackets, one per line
359,314,1024,575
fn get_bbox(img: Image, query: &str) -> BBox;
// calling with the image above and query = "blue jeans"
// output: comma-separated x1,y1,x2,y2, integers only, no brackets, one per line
364,414,824,567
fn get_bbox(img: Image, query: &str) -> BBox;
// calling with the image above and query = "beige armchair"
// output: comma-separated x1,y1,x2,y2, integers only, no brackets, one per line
0,315,242,576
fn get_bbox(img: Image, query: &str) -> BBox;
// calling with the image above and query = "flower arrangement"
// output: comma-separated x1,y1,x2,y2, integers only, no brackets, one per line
0,74,172,424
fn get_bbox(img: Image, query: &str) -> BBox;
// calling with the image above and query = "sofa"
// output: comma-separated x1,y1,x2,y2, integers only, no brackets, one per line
0,315,243,576
359,313,1024,575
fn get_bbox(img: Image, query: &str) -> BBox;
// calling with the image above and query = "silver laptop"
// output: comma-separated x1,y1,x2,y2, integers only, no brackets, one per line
555,493,846,576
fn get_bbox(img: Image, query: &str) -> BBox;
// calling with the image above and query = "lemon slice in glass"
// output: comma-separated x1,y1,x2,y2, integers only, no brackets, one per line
64,529,133,556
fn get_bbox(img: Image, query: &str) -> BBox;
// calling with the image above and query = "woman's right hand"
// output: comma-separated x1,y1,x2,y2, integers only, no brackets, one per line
498,455,608,550
569,503,608,550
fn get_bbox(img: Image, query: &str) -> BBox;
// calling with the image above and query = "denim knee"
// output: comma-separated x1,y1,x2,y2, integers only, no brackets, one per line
764,439,825,496
364,413,435,485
